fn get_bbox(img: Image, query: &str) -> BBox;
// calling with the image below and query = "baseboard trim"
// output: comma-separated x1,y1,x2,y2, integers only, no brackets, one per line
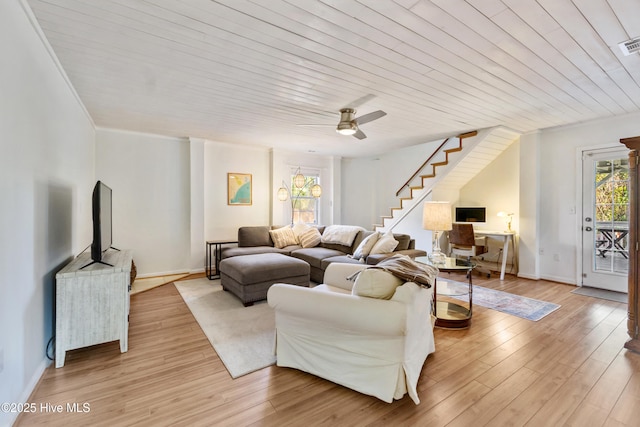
136,269,190,279
540,274,576,285
517,272,540,280
12,357,50,426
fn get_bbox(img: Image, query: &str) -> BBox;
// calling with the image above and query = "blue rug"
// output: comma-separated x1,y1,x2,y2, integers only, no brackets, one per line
442,280,561,321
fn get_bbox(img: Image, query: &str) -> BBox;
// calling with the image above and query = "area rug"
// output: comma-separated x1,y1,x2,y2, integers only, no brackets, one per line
174,278,276,378
442,280,561,321
571,286,628,303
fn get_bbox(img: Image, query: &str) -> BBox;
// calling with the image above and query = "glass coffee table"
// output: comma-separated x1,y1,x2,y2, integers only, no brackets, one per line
416,256,475,329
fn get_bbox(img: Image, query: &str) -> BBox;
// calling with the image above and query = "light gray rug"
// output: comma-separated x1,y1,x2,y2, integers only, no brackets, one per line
571,286,628,303
444,280,561,321
174,278,276,378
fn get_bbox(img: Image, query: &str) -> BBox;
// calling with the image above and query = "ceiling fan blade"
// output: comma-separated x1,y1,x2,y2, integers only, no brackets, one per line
353,129,367,140
355,110,387,125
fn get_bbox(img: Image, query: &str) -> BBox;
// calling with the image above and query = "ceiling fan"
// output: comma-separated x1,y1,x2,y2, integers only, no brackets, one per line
298,107,387,140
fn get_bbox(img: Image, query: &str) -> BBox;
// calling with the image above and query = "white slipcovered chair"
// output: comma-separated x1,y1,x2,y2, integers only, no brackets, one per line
267,262,435,404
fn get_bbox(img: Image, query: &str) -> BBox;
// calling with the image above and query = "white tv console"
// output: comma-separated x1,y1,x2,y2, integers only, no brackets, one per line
55,249,133,368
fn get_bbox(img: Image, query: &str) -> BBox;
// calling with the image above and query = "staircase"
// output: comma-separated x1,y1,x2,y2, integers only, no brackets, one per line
375,126,521,232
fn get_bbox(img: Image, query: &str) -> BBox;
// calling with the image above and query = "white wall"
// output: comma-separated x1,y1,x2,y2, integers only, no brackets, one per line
536,112,640,284
458,142,520,233
96,129,191,276
519,131,541,279
204,141,272,240
92,135,338,276
457,141,520,266
0,1,95,424
341,139,445,229
189,138,205,273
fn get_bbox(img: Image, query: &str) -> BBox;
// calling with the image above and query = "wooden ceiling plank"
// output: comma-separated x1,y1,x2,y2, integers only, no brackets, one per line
23,0,640,157
381,0,591,121
426,0,603,118
209,0,525,124
328,0,580,119
151,1,510,128
536,0,620,72
36,7,460,130
492,6,628,115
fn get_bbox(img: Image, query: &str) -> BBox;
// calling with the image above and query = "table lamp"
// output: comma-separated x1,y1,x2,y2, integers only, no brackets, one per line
423,201,452,263
497,211,514,232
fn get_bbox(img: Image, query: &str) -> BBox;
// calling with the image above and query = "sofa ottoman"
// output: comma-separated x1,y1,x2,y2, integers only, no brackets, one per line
219,253,310,306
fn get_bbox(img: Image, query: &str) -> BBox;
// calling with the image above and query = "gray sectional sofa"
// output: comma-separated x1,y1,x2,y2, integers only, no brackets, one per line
220,225,426,283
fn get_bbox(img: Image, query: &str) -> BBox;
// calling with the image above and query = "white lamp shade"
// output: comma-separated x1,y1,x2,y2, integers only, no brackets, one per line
277,187,289,201
310,184,322,198
293,173,306,188
423,201,452,231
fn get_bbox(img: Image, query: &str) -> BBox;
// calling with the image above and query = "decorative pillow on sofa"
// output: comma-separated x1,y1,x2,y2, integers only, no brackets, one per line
292,222,309,239
351,232,379,261
321,225,365,246
269,226,298,249
369,230,399,255
352,268,404,300
298,227,322,248
290,223,322,248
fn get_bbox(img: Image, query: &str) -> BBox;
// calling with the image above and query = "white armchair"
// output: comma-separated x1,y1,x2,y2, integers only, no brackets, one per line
267,262,435,404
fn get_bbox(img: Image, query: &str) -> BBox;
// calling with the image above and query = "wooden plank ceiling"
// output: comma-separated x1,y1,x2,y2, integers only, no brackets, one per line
25,0,640,157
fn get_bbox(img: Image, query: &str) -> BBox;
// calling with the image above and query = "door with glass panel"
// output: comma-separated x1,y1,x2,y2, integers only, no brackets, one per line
581,148,629,292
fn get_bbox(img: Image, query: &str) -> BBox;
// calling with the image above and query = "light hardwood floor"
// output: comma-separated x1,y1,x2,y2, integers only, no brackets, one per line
16,272,640,426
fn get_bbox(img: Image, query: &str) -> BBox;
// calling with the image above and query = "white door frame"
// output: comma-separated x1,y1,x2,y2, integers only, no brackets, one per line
576,144,630,290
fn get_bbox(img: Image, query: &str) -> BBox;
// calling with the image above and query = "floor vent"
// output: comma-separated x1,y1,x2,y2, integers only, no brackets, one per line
619,37,640,56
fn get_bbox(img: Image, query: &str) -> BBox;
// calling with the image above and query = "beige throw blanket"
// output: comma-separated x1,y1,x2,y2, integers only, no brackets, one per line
371,255,438,289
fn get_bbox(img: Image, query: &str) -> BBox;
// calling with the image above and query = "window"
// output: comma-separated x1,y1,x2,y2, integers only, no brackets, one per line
290,173,320,224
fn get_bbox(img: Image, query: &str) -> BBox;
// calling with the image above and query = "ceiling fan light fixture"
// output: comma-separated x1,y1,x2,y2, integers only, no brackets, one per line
336,122,357,135
336,108,357,135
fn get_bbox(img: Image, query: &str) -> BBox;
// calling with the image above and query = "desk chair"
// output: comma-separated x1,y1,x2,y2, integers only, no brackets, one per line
448,223,489,276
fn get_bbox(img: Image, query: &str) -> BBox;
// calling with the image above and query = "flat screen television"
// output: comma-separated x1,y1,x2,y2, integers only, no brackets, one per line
455,206,486,223
83,181,115,268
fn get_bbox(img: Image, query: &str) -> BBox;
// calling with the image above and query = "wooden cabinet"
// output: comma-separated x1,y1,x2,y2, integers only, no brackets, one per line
621,136,640,353
55,250,133,367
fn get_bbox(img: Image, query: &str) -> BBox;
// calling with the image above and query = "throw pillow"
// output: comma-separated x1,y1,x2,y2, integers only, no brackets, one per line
352,268,404,300
291,223,310,242
269,226,298,249
298,227,322,248
351,232,380,260
370,230,399,255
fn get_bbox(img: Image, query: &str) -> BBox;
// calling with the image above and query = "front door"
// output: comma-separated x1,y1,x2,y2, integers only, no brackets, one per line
581,148,629,292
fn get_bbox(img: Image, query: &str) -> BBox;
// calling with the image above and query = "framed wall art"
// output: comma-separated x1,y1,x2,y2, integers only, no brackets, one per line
227,173,252,205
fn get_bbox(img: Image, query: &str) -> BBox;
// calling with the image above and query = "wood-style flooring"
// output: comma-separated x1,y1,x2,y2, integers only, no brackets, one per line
16,272,640,426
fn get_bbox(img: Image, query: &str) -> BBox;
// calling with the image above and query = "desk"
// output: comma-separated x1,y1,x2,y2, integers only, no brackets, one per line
474,231,517,280
206,240,238,279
